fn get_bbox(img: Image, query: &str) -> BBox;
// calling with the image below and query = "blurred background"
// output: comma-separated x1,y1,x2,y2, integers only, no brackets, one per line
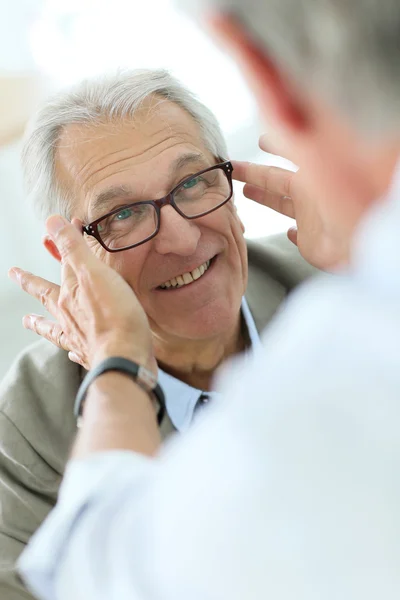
0,0,294,378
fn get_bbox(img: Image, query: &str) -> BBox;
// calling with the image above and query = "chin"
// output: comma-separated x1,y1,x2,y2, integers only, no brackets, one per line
167,299,242,341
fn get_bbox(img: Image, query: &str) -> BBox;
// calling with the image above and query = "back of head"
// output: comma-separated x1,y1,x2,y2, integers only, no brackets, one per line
22,69,228,220
184,0,400,137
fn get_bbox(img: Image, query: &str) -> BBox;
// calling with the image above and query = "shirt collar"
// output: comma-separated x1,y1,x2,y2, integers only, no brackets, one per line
158,297,262,433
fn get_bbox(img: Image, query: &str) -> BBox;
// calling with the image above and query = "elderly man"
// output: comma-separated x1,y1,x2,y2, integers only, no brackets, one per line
9,0,400,598
0,69,314,599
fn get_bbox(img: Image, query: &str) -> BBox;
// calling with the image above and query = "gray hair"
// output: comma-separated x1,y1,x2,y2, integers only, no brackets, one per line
22,69,228,219
182,0,400,136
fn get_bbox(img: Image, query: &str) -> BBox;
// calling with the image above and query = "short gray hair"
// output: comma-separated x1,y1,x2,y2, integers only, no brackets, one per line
182,0,400,135
22,69,228,219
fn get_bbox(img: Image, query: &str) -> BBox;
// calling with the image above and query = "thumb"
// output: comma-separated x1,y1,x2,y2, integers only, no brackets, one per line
46,215,93,270
71,217,84,232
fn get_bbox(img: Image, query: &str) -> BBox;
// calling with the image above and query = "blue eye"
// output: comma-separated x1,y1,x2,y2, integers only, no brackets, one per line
115,208,133,220
182,176,201,189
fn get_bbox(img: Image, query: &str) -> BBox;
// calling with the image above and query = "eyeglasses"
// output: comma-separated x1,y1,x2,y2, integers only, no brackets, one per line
82,161,234,253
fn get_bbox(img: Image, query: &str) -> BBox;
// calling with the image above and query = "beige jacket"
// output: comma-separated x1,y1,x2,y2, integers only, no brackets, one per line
0,235,316,599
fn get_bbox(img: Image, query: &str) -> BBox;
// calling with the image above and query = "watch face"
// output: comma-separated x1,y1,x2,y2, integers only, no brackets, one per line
137,365,157,391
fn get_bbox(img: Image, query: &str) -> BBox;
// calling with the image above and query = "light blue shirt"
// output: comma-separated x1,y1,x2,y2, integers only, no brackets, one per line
160,297,262,432
19,162,400,600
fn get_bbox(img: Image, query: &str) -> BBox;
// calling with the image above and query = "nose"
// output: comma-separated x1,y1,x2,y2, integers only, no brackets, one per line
153,205,201,256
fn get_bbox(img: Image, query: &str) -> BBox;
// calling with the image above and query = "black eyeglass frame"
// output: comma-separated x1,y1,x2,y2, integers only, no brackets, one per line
82,161,234,253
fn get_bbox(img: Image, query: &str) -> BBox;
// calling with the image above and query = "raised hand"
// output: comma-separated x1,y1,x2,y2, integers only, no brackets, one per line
232,149,349,270
9,216,155,373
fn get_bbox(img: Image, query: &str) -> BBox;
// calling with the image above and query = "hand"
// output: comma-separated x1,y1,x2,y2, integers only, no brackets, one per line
9,216,155,373
232,137,350,270
232,159,297,237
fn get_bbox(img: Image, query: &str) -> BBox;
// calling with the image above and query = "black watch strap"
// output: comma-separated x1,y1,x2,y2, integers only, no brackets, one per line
74,357,165,426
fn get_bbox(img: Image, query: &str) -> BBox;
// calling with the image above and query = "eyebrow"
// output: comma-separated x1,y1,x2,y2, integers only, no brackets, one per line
88,152,208,220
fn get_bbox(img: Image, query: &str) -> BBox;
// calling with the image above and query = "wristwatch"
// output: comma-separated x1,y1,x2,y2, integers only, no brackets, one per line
74,356,165,426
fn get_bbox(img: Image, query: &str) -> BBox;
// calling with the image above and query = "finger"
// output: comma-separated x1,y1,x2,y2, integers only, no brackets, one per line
60,220,84,288
60,259,80,296
258,133,296,165
68,351,86,368
242,184,268,205
242,183,295,218
68,351,80,364
46,215,95,274
231,161,294,198
287,226,298,246
22,314,68,350
259,133,272,154
9,268,60,314
62,219,87,290
259,133,286,156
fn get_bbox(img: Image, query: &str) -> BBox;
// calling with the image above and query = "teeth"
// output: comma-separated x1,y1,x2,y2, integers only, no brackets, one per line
192,267,201,280
160,259,212,290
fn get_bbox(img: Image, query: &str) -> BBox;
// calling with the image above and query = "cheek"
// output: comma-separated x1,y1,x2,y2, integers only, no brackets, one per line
205,204,248,279
226,205,248,286
225,202,247,248
228,202,245,235
204,201,242,237
86,238,112,264
107,248,149,296
85,236,147,293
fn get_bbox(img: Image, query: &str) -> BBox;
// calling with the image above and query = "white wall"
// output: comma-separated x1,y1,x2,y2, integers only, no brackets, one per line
0,140,60,378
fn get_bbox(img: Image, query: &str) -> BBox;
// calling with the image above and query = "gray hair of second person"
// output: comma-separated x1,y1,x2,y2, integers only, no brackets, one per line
181,0,400,136
22,69,228,220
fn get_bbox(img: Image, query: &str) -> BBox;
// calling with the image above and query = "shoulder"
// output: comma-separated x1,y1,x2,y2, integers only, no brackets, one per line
0,341,81,597
258,271,399,392
244,233,320,332
246,233,318,291
0,339,81,474
229,272,400,430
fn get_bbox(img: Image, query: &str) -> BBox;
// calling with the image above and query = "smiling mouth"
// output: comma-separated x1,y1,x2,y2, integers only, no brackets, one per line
157,256,216,291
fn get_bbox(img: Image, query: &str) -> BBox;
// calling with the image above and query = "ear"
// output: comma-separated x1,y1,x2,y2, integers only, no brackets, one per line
43,234,62,262
208,14,309,138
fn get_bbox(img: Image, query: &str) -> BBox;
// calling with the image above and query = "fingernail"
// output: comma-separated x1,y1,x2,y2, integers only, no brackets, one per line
22,315,33,329
47,215,67,237
8,267,20,282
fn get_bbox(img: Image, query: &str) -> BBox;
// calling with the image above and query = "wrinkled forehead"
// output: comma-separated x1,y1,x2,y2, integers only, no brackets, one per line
54,99,217,220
